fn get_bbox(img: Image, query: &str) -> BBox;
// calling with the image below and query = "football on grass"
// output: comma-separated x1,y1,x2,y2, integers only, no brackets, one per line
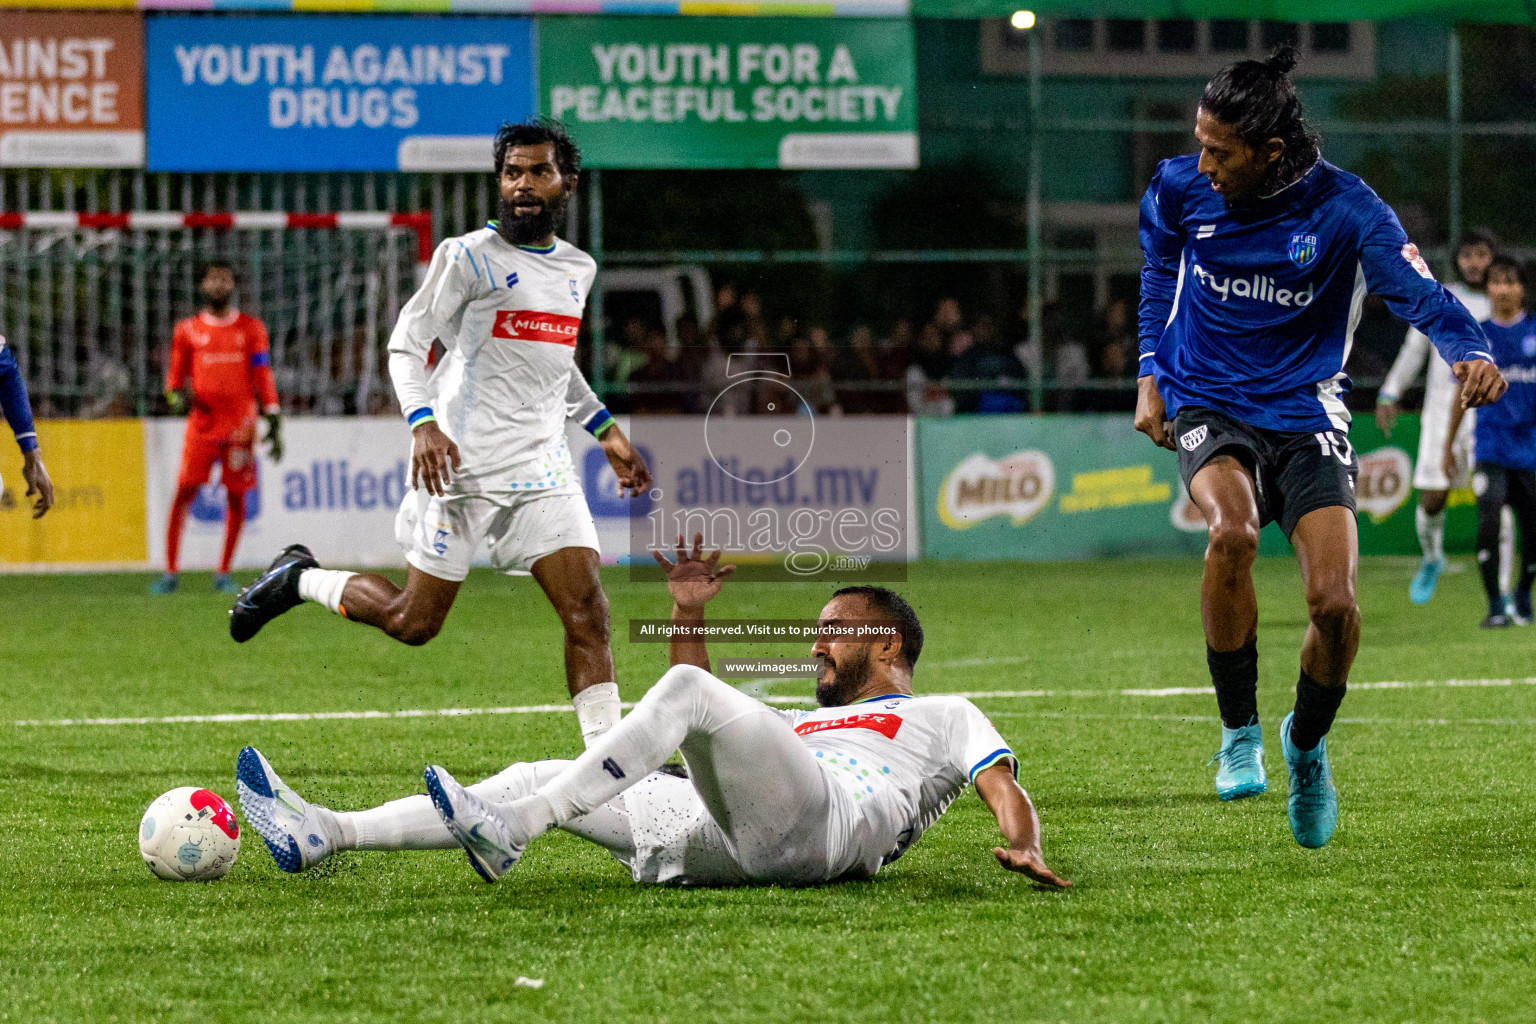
139,787,241,881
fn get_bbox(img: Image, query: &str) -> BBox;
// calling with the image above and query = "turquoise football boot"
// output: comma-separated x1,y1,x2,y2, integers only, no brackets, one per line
1280,711,1338,849
149,572,179,595
1209,721,1267,801
1408,558,1444,604
212,573,240,594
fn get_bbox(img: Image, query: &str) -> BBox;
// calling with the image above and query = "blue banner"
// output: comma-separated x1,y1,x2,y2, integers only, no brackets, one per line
146,15,536,172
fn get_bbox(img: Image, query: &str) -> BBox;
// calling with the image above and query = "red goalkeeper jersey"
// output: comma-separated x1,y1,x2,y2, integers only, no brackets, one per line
166,310,279,436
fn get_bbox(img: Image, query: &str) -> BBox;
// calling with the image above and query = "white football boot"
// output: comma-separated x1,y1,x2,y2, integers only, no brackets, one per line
235,746,339,873
424,764,529,884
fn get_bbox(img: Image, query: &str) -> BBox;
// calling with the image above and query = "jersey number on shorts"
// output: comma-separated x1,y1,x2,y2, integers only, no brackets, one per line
1314,431,1354,466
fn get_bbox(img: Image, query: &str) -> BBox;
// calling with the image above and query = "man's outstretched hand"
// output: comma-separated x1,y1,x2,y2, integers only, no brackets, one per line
653,533,736,612
992,846,1072,889
1454,360,1508,408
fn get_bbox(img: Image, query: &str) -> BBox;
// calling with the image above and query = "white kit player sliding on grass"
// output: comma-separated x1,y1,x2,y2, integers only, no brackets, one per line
1377,228,1514,605
234,535,1071,890
229,120,650,747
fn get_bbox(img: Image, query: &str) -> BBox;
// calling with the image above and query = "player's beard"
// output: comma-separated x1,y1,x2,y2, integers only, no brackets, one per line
815,647,872,707
498,190,569,246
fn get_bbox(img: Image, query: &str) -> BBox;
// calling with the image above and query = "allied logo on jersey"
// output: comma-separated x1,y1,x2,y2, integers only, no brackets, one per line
567,274,580,304
1190,264,1314,307
1523,333,1536,357
491,310,582,347
1288,233,1319,269
793,712,904,741
505,272,519,289
1179,425,1208,451
1401,242,1435,280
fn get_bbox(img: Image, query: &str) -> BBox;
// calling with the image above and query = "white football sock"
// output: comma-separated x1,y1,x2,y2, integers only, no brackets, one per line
1416,505,1446,563
572,682,621,746
335,796,455,851
330,762,557,852
298,568,357,616
1499,505,1516,595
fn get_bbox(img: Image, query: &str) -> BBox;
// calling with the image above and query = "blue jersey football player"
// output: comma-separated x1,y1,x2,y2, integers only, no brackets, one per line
1444,255,1536,629
1135,48,1508,848
0,332,52,520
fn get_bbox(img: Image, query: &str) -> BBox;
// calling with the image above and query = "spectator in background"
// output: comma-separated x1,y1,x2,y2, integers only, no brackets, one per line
834,325,880,413
803,326,838,414
628,319,697,415
951,313,1029,414
1049,298,1090,412
1085,297,1138,412
907,321,955,417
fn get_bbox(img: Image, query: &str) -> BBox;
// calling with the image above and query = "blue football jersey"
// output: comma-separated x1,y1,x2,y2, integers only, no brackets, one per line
1139,155,1493,433
1474,314,1536,472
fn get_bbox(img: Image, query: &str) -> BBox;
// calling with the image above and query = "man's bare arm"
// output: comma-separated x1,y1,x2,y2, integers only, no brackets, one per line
973,763,1071,889
653,533,736,671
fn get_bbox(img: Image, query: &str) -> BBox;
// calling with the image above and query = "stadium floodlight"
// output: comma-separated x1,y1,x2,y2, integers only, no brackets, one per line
1010,10,1036,30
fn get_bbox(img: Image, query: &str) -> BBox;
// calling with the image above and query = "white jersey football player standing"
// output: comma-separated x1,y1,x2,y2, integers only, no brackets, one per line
230,121,651,747
1377,229,1513,604
233,536,1071,891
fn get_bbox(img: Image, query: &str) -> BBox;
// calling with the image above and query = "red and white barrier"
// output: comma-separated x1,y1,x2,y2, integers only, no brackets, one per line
0,210,435,269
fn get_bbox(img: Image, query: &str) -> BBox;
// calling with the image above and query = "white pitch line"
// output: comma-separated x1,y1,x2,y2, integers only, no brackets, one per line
11,677,1536,729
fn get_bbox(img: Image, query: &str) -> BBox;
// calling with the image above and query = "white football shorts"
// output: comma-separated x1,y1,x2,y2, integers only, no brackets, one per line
394,483,600,582
1413,402,1476,491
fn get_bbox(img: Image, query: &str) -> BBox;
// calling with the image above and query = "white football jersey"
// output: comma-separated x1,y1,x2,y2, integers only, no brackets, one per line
388,227,602,494
1384,280,1492,407
775,693,1016,878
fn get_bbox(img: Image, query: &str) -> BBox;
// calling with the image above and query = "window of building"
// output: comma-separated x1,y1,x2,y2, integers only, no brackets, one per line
1055,19,1095,52
1312,22,1351,53
1156,20,1197,53
1209,20,1250,52
1261,21,1301,50
1106,20,1147,52
982,18,1374,80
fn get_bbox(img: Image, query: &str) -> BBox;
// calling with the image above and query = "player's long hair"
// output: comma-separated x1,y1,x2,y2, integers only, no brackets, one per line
1201,46,1321,191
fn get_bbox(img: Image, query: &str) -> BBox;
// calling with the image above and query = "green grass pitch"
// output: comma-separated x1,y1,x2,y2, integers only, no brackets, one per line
2,556,1534,1023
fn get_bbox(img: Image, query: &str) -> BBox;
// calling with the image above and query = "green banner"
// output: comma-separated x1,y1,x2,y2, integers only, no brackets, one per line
918,414,1477,562
538,17,917,169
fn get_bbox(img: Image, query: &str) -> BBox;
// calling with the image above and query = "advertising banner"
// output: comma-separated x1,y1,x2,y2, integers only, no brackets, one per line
917,413,1473,562
0,12,143,167
0,419,147,569
144,416,414,570
538,16,917,169
625,412,910,581
145,15,535,172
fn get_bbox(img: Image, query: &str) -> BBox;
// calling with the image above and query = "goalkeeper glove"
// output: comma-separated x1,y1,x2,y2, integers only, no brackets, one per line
164,389,185,415
264,412,284,462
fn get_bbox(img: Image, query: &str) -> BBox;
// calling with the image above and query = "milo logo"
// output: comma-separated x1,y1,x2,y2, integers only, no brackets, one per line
937,451,1055,529
1356,446,1412,523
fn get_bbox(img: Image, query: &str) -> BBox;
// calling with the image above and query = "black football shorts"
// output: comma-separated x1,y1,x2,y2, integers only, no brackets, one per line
1172,406,1358,539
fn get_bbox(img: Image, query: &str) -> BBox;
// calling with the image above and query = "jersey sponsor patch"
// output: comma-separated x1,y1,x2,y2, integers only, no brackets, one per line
794,712,904,741
1179,425,1208,451
1288,232,1319,269
1401,243,1435,280
491,309,582,346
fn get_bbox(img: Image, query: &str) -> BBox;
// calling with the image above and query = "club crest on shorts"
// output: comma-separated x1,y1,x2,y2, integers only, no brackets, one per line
1180,425,1208,451
432,528,450,555
1288,233,1319,269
